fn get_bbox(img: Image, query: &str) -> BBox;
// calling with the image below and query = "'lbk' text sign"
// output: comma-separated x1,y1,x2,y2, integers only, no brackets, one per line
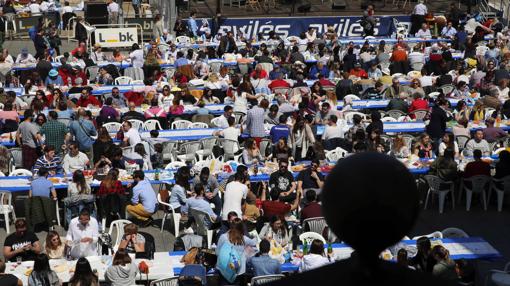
94,27,139,48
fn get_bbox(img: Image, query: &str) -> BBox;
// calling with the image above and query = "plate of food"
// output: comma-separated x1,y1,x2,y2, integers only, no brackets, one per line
53,264,67,273
48,177,61,184
24,268,33,276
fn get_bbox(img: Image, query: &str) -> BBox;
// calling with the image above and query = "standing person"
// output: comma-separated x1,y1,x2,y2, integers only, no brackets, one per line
426,99,450,152
411,0,428,35
69,258,99,286
40,111,68,156
69,108,97,158
131,0,141,18
107,0,120,24
0,10,6,51
0,258,22,286
3,219,41,262
65,208,99,259
246,99,269,147
28,253,61,286
221,172,248,221
129,43,144,69
152,14,164,41
188,12,198,38
361,10,376,37
126,170,158,225
16,109,41,170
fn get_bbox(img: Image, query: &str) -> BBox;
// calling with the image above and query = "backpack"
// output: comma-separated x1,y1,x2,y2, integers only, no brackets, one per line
216,241,242,283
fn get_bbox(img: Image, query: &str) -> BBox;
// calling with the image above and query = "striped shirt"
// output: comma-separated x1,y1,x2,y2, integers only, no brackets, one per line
32,155,62,175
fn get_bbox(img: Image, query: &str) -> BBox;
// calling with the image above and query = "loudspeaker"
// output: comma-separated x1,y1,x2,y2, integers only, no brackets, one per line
297,3,311,12
85,2,108,25
332,0,346,9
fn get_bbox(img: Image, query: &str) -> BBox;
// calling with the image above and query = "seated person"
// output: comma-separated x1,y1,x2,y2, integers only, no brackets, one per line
464,130,491,157
62,142,90,174
464,149,491,178
247,239,281,277
297,159,325,197
300,190,323,223
126,170,158,224
300,239,331,272
66,208,99,259
0,258,23,285
3,219,41,262
45,230,65,259
30,168,57,199
269,160,297,203
261,183,300,220
32,145,62,175
259,215,290,247
118,223,145,254
185,183,218,229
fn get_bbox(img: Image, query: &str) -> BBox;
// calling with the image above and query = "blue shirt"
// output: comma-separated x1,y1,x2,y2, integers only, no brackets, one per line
131,178,158,213
69,119,97,152
57,109,74,120
269,124,290,143
309,65,329,80
174,57,189,68
45,75,64,86
169,184,187,210
185,196,216,227
188,17,198,36
248,254,281,277
31,177,55,198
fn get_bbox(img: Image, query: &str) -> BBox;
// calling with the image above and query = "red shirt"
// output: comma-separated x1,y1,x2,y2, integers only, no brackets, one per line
124,91,145,106
300,202,322,223
408,98,429,116
98,181,125,196
349,68,368,79
319,78,335,87
262,200,291,219
250,70,268,79
464,161,491,178
268,79,291,90
77,95,101,107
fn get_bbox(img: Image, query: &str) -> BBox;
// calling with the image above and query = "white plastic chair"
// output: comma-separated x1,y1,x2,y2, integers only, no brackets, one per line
171,120,193,129
103,122,122,133
176,141,202,164
411,231,443,240
157,193,181,236
175,36,191,45
9,148,22,169
409,109,429,121
162,141,179,162
259,62,274,74
0,171,5,177
381,117,397,122
485,262,510,286
0,192,16,233
461,175,491,211
343,111,367,124
149,276,179,286
165,161,187,170
491,176,510,212
107,219,132,252
344,94,361,102
143,119,162,131
303,217,328,236
251,274,285,286
190,122,209,129
9,169,33,177
114,76,133,85
325,147,348,162
210,116,224,128
196,137,218,161
219,138,242,162
189,208,215,249
423,175,455,214
299,231,326,245
128,119,144,131
441,227,469,238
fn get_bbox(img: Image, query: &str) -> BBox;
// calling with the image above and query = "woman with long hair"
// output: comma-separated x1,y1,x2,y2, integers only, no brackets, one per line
290,116,315,161
391,134,410,158
469,100,486,122
438,132,459,157
415,133,434,158
300,239,331,272
69,257,98,286
44,231,65,259
97,168,126,221
51,89,66,109
259,216,290,247
431,245,458,281
234,74,260,114
216,218,256,284
366,129,385,153
453,100,470,122
93,127,114,165
242,138,263,165
28,253,61,285
126,143,152,170
272,137,293,162
98,168,124,197
169,166,190,213
105,249,138,286
68,170,90,197
158,85,174,108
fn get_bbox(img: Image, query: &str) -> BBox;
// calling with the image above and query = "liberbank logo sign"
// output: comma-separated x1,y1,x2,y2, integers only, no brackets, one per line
210,15,411,38
94,28,139,48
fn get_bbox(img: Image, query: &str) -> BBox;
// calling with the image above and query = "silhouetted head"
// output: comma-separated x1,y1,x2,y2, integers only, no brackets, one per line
322,152,419,264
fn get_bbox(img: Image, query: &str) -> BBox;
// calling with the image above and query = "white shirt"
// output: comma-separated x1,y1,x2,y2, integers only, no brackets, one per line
215,114,229,129
322,124,344,141
107,2,119,13
29,3,41,14
39,1,50,12
66,217,99,259
413,3,427,15
415,28,432,39
62,6,74,13
438,142,459,156
130,49,144,69
222,181,248,220
219,126,240,152
408,51,425,65
125,128,142,147
62,151,89,174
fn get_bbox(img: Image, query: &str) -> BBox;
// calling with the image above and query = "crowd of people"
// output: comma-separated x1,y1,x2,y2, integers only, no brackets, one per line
0,0,507,285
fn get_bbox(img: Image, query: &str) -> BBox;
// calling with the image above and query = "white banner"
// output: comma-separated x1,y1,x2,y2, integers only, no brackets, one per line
94,27,138,48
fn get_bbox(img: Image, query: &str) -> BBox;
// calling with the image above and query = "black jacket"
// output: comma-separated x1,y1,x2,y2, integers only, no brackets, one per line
426,106,449,139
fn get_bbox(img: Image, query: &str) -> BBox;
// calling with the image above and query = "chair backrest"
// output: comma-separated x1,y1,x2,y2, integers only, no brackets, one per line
108,219,132,249
143,119,163,131
188,208,213,236
103,122,122,133
411,231,443,240
171,120,193,129
381,117,397,122
234,111,246,125
387,110,406,119
344,94,361,101
122,146,134,157
128,119,144,131
125,67,145,81
455,135,470,150
199,137,217,151
164,68,176,79
176,36,191,44
9,148,22,168
439,84,455,95
210,117,223,128
209,61,223,74
162,141,179,162
325,147,348,162
259,62,273,74
191,114,214,126
180,141,202,154
165,161,187,169
303,217,327,235
299,231,326,245
149,276,179,286
0,191,13,208
9,169,33,177
251,274,285,286
114,76,133,85
465,175,492,192
259,138,272,157
343,112,366,124
86,66,100,82
190,122,209,129
424,175,447,191
220,139,239,156
410,109,429,121
441,227,469,238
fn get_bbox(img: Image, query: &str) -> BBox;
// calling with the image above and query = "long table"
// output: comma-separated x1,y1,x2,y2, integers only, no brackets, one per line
170,237,501,274
338,98,469,110
5,252,174,286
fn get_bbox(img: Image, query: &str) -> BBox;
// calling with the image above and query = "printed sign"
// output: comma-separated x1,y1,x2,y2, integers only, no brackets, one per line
93,27,139,48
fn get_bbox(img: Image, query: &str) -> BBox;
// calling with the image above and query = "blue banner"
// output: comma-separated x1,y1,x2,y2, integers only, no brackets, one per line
213,15,411,39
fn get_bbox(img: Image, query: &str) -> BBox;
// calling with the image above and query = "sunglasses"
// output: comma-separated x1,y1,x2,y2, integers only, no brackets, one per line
280,165,288,168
